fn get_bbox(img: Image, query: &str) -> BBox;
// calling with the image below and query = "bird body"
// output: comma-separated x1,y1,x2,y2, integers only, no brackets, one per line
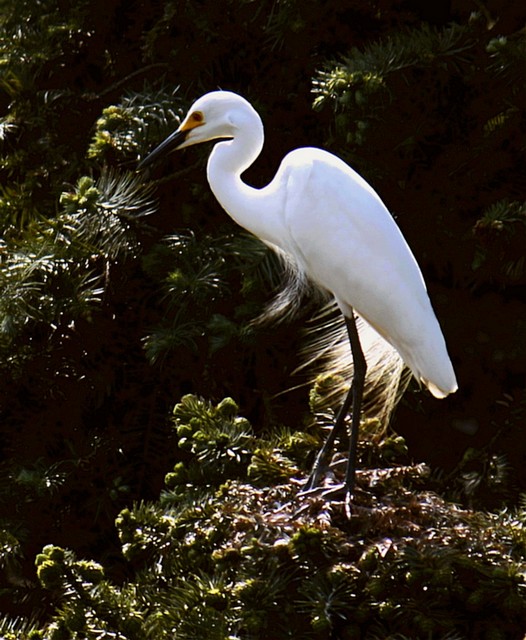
139,90,457,501
199,95,456,398
283,148,455,399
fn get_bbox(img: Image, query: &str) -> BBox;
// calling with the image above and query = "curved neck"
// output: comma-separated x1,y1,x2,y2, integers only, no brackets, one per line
206,119,287,248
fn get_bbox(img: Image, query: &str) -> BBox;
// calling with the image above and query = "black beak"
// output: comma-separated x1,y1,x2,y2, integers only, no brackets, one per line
138,128,189,169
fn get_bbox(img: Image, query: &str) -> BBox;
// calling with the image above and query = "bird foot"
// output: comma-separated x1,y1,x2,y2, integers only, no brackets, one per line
296,482,355,519
301,469,328,494
302,455,347,493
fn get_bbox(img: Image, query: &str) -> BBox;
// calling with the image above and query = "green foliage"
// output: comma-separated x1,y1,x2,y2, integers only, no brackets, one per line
1,0,526,636
57,169,156,258
313,22,474,146
34,545,145,639
165,395,307,493
142,231,275,364
88,86,183,163
2,2,305,617
170,395,255,485
472,199,526,281
0,0,95,228
0,169,154,372
0,616,42,640
168,397,315,489
19,396,526,639
486,32,526,84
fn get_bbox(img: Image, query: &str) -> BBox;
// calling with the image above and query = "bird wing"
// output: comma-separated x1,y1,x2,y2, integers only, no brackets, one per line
281,148,427,329
280,147,456,396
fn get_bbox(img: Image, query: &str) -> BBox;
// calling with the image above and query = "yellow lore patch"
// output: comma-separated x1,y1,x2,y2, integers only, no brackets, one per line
180,111,205,131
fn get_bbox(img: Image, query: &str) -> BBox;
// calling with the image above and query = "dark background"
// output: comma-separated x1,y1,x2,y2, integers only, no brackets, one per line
0,0,525,620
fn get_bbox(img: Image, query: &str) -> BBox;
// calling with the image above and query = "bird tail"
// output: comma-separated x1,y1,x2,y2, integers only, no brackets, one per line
298,301,410,429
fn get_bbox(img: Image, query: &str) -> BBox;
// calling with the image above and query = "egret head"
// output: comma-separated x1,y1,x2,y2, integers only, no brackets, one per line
138,91,259,169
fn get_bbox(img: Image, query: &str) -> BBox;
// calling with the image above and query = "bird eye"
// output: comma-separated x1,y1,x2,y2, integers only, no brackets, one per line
191,111,204,123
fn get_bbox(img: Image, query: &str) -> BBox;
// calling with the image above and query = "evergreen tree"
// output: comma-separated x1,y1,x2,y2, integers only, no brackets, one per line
0,0,525,635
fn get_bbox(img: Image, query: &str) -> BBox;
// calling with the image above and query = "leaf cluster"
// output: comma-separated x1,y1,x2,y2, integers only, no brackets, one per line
472,199,526,282
165,395,304,491
0,0,97,227
88,86,183,165
142,231,279,365
9,395,525,639
313,22,475,145
0,169,153,372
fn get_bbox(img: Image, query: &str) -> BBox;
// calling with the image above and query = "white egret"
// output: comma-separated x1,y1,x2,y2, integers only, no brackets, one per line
139,90,458,506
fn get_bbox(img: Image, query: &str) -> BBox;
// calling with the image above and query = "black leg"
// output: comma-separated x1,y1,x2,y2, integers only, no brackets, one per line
303,381,353,491
303,311,367,503
342,312,366,503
